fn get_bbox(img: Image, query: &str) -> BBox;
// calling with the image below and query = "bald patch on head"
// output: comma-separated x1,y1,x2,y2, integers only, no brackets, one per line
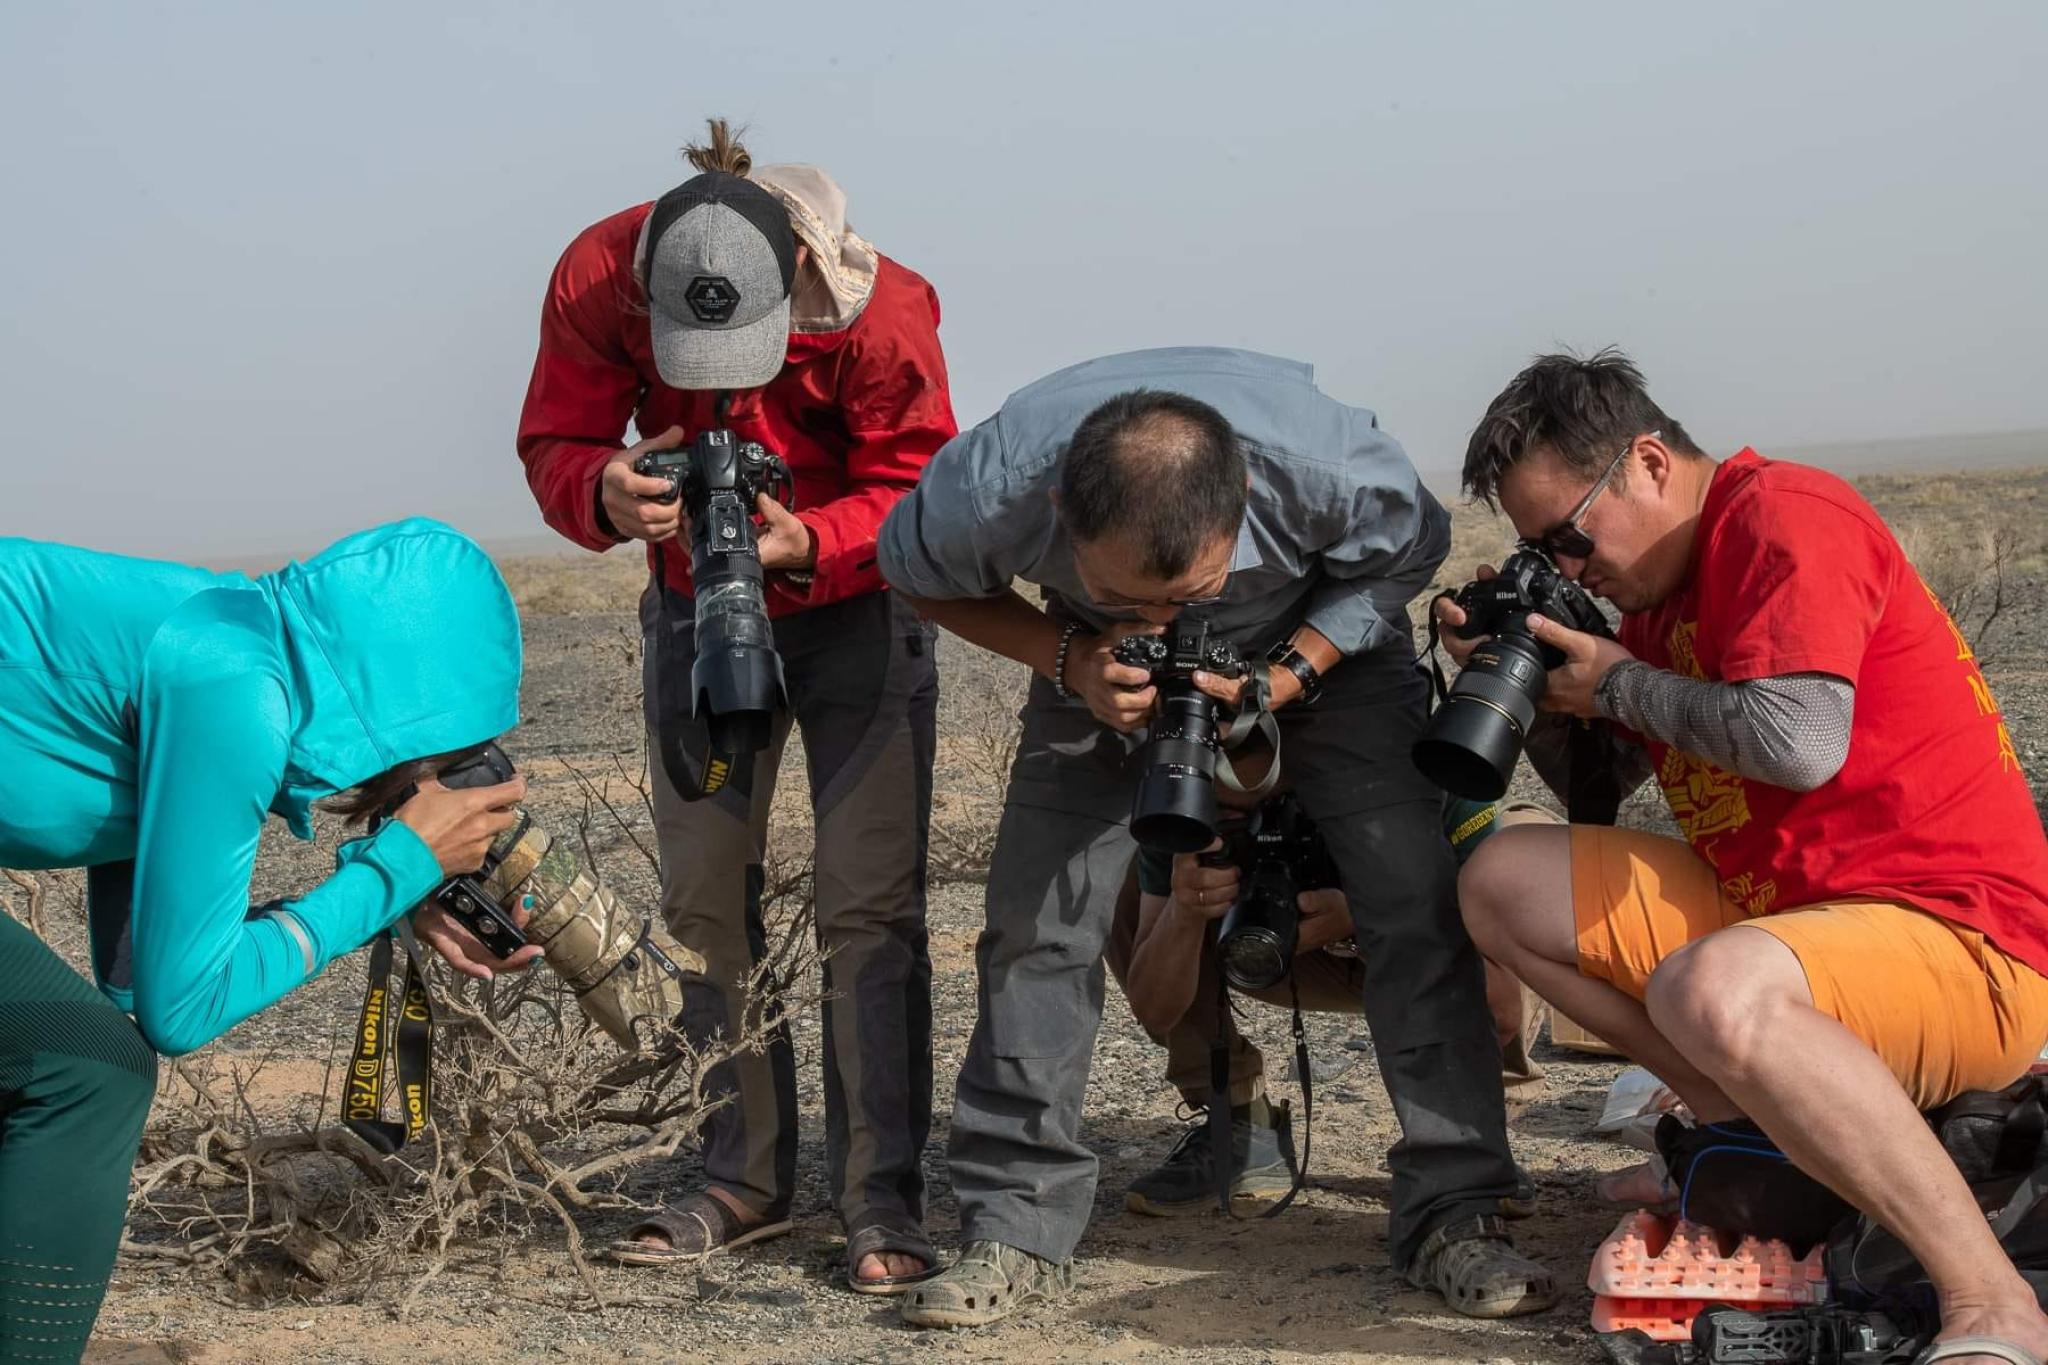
1109,408,1213,477
1059,388,1249,579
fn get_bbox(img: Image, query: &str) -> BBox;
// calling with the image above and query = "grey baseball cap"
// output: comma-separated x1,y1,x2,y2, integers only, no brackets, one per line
641,171,797,390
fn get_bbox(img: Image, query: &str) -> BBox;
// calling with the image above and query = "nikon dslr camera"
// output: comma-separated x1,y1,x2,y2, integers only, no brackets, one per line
634,429,795,757
1212,793,1340,993
1410,547,1612,800
1112,617,1250,854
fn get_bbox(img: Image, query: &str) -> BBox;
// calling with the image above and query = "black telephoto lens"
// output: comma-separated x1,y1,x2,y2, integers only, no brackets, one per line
1128,682,1222,853
1410,627,1548,799
1218,860,1300,992
685,431,786,755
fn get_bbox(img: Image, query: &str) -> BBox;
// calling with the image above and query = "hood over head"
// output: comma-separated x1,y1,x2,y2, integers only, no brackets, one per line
258,519,522,835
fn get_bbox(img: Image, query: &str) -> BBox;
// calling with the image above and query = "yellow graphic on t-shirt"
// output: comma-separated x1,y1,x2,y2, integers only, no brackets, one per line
1654,620,1754,844
1719,869,1779,917
1666,620,1705,682
1917,573,2021,774
1921,578,1977,663
1660,745,1754,842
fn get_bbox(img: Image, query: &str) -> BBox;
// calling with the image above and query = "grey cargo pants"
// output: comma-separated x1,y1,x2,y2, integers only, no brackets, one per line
943,638,1521,1272
644,585,937,1239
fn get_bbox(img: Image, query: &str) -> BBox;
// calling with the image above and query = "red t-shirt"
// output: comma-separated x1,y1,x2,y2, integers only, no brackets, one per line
1618,450,2048,975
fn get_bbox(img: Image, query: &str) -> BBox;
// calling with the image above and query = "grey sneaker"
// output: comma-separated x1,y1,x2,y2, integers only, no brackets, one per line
900,1240,1075,1328
1406,1214,1558,1319
1125,1100,1293,1217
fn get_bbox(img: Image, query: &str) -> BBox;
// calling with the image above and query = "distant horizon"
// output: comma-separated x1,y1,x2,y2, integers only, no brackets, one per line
5,4,2043,572
172,423,2048,575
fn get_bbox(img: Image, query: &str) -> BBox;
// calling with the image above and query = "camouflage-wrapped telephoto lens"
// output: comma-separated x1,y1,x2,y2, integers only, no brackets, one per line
469,815,702,1050
423,743,703,1051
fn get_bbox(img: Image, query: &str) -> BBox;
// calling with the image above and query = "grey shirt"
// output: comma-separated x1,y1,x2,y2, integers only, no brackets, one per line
876,347,1449,657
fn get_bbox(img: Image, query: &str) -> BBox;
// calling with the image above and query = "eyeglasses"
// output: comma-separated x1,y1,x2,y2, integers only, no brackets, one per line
1086,585,1230,611
1521,430,1657,561
1084,569,1232,612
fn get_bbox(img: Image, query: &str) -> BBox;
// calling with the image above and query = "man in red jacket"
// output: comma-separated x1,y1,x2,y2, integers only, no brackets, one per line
517,123,956,1293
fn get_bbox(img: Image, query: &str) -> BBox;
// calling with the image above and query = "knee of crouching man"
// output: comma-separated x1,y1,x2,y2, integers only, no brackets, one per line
1643,934,1792,1084
1455,836,1520,954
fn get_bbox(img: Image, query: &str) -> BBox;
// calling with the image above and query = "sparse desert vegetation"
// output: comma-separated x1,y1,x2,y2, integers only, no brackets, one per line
5,465,2044,1365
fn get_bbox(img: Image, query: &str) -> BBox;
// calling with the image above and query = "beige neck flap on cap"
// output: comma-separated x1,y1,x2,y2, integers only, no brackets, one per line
748,162,877,333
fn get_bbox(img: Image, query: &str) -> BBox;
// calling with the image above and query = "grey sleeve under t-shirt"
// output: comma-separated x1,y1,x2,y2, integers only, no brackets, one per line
1593,663,1855,793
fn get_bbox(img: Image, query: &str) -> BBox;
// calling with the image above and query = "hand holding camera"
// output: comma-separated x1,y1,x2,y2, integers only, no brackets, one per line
392,744,705,1050
1429,563,1632,717
1065,622,1162,733
1115,618,1275,853
1168,839,1239,921
414,897,541,981
1414,547,1618,798
602,427,691,543
1520,613,1635,719
394,774,528,877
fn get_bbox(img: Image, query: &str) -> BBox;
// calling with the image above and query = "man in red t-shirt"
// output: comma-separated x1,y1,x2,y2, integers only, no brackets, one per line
514,122,956,1293
1440,349,2048,1365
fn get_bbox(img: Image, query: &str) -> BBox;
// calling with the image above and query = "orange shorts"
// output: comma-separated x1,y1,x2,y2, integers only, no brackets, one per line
1571,825,2048,1111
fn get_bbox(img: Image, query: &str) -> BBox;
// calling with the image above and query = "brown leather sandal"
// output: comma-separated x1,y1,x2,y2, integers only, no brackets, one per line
844,1218,940,1295
604,1191,792,1266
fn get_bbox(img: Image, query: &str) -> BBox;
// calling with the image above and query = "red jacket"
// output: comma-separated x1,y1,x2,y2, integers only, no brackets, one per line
517,203,957,612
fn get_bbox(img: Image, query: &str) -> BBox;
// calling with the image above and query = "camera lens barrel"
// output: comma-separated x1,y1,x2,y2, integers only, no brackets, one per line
1218,862,1301,992
1129,684,1223,852
685,433,786,756
1410,629,1547,800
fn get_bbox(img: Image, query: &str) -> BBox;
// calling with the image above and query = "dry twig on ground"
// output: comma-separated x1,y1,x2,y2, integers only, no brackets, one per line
1896,518,2040,663
1,868,47,939
125,840,819,1313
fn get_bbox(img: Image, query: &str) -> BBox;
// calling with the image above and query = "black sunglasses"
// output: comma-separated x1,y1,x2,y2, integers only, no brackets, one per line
1520,431,1656,561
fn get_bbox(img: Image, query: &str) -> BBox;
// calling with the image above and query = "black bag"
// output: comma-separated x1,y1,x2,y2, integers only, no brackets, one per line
1825,1076,2048,1307
1655,1114,1853,1248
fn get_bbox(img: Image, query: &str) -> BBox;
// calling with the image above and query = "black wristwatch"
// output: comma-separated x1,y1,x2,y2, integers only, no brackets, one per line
1265,640,1323,706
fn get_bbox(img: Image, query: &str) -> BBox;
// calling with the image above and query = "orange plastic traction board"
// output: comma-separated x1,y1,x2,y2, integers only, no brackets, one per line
1591,1294,1785,1342
1587,1210,1826,1304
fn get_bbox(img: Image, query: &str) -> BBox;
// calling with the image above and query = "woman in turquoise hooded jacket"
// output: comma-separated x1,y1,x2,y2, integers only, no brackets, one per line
0,518,524,1363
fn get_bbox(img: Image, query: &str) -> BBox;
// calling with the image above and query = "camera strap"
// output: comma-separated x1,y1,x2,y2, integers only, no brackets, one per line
1421,592,1456,705
343,919,436,1155
649,568,739,801
1208,970,1313,1219
1213,673,1282,802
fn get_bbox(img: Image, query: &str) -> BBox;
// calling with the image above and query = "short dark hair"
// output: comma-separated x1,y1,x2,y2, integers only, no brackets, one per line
1462,348,1704,509
1058,390,1247,576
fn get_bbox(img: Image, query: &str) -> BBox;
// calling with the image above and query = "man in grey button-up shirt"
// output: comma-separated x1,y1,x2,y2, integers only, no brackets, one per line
879,349,1554,1326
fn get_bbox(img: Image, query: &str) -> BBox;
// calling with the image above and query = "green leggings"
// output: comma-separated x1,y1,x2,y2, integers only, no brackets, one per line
0,911,156,1364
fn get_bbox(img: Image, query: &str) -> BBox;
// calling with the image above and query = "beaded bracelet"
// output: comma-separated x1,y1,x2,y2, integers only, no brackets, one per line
1052,621,1085,700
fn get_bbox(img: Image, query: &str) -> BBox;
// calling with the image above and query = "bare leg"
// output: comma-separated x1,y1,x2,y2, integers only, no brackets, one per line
1646,928,2048,1361
1460,827,1737,1120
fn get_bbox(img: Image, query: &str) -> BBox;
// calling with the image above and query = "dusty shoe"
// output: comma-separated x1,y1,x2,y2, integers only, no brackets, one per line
1125,1098,1292,1217
899,1240,1075,1329
1407,1214,1557,1319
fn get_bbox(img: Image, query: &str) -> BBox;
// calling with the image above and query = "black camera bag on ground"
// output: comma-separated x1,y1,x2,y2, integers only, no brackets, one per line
1655,1114,1853,1247
1652,1077,2048,1305
1826,1075,2048,1308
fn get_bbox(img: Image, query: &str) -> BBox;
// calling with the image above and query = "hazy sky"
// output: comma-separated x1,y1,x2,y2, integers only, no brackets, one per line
3,1,2043,561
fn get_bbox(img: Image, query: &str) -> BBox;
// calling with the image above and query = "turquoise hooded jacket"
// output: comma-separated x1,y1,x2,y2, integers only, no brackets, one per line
0,519,522,1056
